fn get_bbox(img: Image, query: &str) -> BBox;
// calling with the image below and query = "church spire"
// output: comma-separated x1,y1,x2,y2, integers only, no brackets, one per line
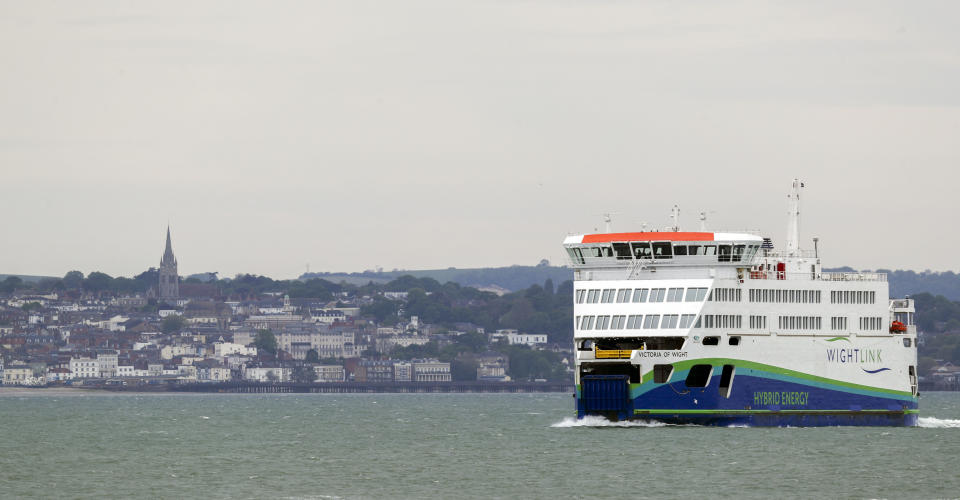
159,225,179,301
162,225,176,265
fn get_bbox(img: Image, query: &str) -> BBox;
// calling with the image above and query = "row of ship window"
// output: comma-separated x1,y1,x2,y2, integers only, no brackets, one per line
568,243,761,264
831,290,877,304
748,289,822,304
578,287,872,305
575,287,708,304
576,313,885,331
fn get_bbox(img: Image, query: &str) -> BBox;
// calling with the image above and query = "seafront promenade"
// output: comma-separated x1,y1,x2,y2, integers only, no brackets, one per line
150,381,574,393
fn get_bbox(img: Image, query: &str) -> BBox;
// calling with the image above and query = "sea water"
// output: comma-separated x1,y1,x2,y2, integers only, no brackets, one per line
1,390,958,499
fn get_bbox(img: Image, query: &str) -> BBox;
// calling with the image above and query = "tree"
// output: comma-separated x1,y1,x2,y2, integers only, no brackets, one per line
63,271,84,289
21,301,42,312
254,329,278,355
160,315,186,334
305,349,320,363
291,364,316,383
451,357,478,381
0,276,23,294
83,271,113,293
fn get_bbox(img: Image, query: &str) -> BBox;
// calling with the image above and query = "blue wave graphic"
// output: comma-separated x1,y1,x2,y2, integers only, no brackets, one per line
861,367,891,374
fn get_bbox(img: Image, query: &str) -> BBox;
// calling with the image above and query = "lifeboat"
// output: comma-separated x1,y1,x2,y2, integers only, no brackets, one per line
890,321,907,333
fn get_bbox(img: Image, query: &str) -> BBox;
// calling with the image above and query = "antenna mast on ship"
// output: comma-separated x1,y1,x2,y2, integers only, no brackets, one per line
670,205,681,232
786,178,804,257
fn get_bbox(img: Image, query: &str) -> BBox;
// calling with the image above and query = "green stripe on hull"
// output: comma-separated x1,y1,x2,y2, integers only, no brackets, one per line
633,357,914,401
632,409,919,415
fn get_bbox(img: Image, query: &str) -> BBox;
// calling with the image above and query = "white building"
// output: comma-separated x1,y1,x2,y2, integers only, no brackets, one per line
505,333,548,347
161,344,197,360
3,362,36,385
97,352,118,377
243,366,290,382
213,342,257,358
393,361,412,382
377,335,430,354
70,357,100,379
412,360,451,382
313,365,345,382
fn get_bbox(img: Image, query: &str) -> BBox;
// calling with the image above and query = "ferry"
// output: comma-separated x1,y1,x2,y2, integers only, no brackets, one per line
565,180,918,426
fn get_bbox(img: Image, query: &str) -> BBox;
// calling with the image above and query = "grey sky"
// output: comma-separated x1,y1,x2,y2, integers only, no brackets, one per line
2,1,958,279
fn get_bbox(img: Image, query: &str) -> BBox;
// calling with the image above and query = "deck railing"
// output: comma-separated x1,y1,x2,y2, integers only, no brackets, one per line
745,271,887,282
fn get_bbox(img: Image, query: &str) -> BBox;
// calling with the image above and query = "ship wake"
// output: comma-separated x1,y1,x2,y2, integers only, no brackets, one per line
917,417,960,428
551,416,668,428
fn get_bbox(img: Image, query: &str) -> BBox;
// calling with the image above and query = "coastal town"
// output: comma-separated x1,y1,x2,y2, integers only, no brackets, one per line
0,228,574,389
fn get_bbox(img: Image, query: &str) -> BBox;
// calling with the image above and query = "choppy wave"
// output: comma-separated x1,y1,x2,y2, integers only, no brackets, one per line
551,416,668,428
917,417,960,428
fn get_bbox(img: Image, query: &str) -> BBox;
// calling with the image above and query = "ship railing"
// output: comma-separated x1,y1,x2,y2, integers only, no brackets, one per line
745,271,887,282
763,250,818,259
889,299,913,309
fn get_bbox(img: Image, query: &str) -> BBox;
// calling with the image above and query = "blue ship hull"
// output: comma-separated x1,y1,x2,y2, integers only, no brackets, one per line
576,372,919,427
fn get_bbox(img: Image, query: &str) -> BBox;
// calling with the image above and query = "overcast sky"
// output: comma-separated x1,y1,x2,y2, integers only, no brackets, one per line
2,1,958,280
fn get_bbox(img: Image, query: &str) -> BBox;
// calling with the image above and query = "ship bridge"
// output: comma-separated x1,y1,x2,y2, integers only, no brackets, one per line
563,231,764,269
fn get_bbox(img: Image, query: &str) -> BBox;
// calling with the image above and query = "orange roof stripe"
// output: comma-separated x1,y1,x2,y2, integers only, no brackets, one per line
581,232,715,243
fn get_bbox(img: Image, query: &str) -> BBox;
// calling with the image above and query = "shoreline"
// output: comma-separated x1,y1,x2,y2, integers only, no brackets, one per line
0,381,575,395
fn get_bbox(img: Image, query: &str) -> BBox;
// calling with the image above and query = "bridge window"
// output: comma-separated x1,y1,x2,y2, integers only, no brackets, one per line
649,288,666,302
703,245,716,256
685,364,713,388
631,242,652,259
567,248,585,265
587,289,600,303
601,289,615,303
651,242,673,259
732,244,745,262
612,243,632,260
679,314,695,328
616,289,631,303
718,244,732,262
674,244,688,256
627,315,643,329
632,288,649,303
666,287,684,302
576,290,585,303
684,287,708,301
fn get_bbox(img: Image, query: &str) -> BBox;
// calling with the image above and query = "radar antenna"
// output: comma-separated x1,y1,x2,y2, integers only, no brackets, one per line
670,205,681,232
594,212,620,233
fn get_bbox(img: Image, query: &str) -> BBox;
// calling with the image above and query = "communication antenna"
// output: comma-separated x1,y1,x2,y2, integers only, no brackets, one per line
670,205,681,231
698,210,716,231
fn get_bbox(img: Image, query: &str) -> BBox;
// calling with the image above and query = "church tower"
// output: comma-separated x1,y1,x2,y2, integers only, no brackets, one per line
159,226,179,301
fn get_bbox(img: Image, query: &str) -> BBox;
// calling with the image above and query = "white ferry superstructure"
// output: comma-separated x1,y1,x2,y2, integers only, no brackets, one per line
564,180,918,426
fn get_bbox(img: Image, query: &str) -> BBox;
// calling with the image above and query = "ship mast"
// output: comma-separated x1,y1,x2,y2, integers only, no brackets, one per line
786,179,804,257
